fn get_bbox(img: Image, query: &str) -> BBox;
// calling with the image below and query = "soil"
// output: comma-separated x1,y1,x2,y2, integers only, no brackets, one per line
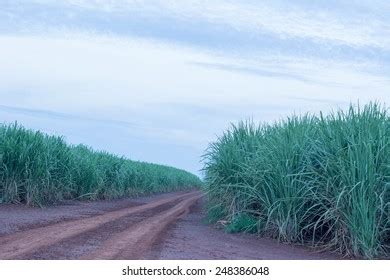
145,199,341,260
0,192,341,260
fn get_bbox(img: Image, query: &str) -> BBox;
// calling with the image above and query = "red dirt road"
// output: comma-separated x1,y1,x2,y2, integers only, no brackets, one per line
0,191,340,260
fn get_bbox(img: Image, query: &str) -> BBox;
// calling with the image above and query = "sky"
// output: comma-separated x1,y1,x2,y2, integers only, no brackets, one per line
0,0,390,176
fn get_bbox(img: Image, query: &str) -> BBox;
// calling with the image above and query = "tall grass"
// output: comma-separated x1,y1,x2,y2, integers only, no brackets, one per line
203,103,390,259
0,123,201,206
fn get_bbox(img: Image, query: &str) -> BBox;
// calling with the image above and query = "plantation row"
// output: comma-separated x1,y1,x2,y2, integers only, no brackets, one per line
203,103,390,259
0,123,201,206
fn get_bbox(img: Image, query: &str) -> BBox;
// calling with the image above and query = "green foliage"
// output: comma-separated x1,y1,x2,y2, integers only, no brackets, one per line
0,123,202,206
203,103,390,259
226,213,257,233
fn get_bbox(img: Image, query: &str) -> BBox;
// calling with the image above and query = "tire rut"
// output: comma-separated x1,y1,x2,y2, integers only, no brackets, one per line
19,202,178,259
82,193,202,260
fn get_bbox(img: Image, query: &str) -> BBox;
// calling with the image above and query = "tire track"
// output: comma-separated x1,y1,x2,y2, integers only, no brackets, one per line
82,193,202,259
0,191,197,259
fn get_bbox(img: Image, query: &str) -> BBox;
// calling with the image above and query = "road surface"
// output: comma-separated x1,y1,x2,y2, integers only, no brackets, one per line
0,191,339,260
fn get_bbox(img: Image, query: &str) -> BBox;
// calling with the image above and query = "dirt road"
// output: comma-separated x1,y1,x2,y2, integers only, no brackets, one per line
0,191,340,260
0,191,201,259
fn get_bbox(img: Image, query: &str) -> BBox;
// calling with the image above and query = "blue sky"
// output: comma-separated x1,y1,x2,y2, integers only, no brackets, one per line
1,0,390,175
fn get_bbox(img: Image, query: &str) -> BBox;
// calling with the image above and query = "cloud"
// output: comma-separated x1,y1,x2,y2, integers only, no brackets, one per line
0,104,138,128
191,61,319,85
20,0,390,51
0,33,388,112
3,0,390,70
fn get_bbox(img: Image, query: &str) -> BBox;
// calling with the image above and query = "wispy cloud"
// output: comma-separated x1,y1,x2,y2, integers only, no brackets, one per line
18,0,390,51
0,104,138,128
190,61,330,86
